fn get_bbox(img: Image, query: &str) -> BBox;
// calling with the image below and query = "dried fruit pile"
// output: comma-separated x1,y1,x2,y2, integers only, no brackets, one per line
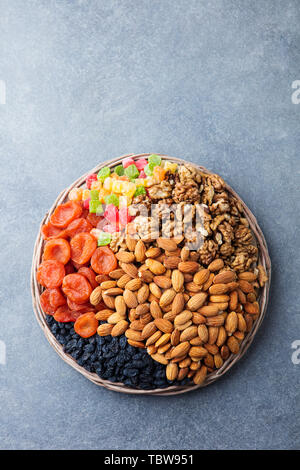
37,156,268,389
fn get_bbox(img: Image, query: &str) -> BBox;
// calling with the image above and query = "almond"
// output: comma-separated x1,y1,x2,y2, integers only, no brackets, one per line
204,343,219,355
150,300,163,319
125,278,142,291
116,251,135,263
155,333,171,348
114,296,127,316
176,320,192,331
97,323,113,336
107,312,126,324
120,262,138,278
157,237,178,252
137,284,150,303
221,345,230,360
179,357,191,368
145,330,162,346
170,341,190,359
111,320,129,337
197,325,208,343
208,326,219,345
139,269,154,283
125,235,137,252
178,261,200,273
127,339,145,348
171,293,185,315
135,240,146,262
237,313,247,332
153,275,172,289
90,286,102,306
209,283,229,295
171,269,184,292
203,272,215,291
214,354,223,369
131,319,145,331
145,258,166,275
213,270,236,284
125,329,143,342
225,311,238,335
141,321,157,339
244,302,259,315
227,336,239,354
193,269,210,286
216,326,227,347
171,328,180,346
193,365,207,385
185,282,202,293
174,310,193,327
180,246,189,262
159,288,176,307
149,282,162,298
166,363,178,381
123,289,138,308
238,271,257,282
163,256,181,269
102,293,115,309
187,292,208,311
108,269,125,280
189,346,208,358
150,353,169,365
209,294,230,303
135,303,150,316
117,274,133,288
154,318,173,334
229,290,238,311
139,313,152,325
100,280,117,289
145,247,161,258
180,325,198,342
103,287,124,296
192,312,206,324
95,309,114,321
206,315,225,327
239,280,254,294
208,258,224,272
178,368,189,380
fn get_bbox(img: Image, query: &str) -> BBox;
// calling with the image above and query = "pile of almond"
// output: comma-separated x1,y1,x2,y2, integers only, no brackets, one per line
90,236,267,387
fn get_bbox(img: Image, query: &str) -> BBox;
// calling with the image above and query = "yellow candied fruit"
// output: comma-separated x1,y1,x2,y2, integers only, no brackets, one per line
119,195,132,208
135,178,146,187
69,187,83,202
122,181,136,198
82,189,91,200
112,180,125,194
103,177,113,191
164,161,178,174
98,188,111,202
90,180,102,191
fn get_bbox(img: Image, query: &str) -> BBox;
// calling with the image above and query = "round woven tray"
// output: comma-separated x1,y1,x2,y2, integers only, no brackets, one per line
31,153,271,395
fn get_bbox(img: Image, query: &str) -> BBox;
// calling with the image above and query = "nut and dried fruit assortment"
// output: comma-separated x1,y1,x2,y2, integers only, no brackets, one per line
37,155,268,389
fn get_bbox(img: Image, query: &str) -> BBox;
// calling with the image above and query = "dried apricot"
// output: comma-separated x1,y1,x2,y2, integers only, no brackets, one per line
77,267,98,289
86,213,103,227
37,260,65,288
49,288,66,309
64,261,75,275
90,246,117,274
74,312,98,338
70,233,97,265
43,238,71,265
72,260,89,270
65,218,93,238
67,297,94,312
50,201,82,229
41,222,66,240
62,273,92,304
40,289,55,315
54,305,81,323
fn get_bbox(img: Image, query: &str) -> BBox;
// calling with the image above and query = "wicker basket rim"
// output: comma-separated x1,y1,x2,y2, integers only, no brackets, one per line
31,153,271,396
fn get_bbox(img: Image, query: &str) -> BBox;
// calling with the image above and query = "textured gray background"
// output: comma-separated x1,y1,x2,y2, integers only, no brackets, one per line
0,0,299,450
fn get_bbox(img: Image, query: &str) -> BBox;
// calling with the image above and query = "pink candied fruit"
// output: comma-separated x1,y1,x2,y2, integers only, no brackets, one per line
119,207,133,227
103,223,119,233
86,174,97,189
122,157,135,169
135,158,148,170
138,170,146,179
83,199,90,210
104,204,119,224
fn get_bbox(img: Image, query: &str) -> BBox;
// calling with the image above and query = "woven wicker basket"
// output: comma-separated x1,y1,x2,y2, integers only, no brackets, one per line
31,153,271,395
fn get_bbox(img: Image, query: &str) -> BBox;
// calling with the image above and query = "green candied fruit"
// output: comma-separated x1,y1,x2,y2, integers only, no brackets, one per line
144,163,153,176
89,200,103,214
97,232,111,246
104,193,119,207
134,186,146,197
148,154,161,167
90,189,100,201
114,164,124,176
97,166,111,182
124,164,139,180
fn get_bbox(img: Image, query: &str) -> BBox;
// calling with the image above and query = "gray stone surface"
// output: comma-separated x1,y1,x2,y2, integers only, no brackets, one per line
0,0,299,450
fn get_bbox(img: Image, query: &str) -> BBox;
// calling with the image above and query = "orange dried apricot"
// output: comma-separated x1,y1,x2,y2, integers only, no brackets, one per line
54,305,81,323
77,267,98,289
65,218,93,238
74,312,98,338
50,201,82,229
41,222,66,240
62,273,92,304
70,233,97,265
90,246,117,274
37,260,65,288
43,238,71,265
86,213,104,227
40,289,55,315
